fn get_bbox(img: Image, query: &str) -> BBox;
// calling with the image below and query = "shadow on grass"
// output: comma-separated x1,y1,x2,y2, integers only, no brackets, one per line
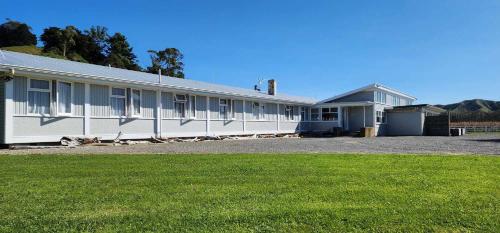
466,138,500,143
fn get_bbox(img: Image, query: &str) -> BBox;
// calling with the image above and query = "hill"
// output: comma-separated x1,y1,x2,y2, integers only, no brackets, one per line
0,45,87,62
436,99,500,113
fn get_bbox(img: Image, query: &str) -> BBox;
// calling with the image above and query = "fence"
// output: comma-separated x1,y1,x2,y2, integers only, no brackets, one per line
424,114,450,136
449,112,500,122
448,112,500,132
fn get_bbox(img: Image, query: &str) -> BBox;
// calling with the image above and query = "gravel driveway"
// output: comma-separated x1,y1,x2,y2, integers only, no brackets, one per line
2,134,499,155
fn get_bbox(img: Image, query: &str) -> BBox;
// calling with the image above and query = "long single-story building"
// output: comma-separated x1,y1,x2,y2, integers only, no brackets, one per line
0,51,421,144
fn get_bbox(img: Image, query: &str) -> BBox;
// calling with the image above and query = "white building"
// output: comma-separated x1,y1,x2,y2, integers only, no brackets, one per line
0,51,420,144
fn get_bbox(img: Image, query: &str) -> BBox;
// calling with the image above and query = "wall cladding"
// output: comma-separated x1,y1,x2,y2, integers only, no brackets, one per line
90,84,109,117
13,77,27,115
13,116,84,136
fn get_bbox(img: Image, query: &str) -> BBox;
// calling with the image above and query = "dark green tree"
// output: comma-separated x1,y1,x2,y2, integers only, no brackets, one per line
40,27,64,54
76,26,109,65
0,19,37,47
106,33,141,71
146,48,184,78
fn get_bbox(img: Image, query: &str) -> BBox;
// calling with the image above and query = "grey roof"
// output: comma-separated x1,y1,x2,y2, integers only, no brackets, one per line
0,50,316,104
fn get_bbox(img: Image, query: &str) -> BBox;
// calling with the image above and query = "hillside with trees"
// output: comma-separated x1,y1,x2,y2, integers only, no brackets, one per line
0,19,184,78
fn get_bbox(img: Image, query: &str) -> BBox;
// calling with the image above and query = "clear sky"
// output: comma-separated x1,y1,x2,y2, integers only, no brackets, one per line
4,0,500,104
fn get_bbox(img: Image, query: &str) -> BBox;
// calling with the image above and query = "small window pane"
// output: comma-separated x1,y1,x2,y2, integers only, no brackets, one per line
111,97,126,116
28,91,50,114
30,79,50,89
132,90,140,115
112,88,125,96
58,82,71,114
190,96,196,118
175,94,186,102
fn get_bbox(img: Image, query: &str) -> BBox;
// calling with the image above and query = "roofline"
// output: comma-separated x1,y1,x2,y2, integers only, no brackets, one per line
318,83,417,104
0,64,316,105
314,101,375,107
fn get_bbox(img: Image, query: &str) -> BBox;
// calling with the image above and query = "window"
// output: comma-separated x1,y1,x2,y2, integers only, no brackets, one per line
131,89,141,116
300,107,307,121
284,105,294,121
110,87,126,116
57,82,72,115
252,102,265,120
174,94,187,118
375,91,386,104
28,79,51,115
189,95,196,119
322,107,338,121
408,100,414,105
311,108,320,121
392,95,400,106
219,99,232,120
376,111,387,123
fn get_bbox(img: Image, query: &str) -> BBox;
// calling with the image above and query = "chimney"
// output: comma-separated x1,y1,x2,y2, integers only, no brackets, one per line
268,79,276,95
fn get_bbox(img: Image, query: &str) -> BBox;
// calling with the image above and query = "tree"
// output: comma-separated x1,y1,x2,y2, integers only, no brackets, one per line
76,26,109,65
86,26,109,52
60,26,78,58
146,48,185,78
40,27,64,54
106,33,141,71
0,19,37,47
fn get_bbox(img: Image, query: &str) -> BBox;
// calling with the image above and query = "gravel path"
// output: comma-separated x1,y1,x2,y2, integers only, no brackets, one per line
1,134,499,155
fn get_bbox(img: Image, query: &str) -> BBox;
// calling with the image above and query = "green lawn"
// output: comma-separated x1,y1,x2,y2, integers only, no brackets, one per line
0,154,498,232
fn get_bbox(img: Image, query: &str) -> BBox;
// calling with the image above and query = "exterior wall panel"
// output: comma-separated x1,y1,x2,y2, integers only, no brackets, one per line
161,92,174,118
13,116,84,136
328,91,374,103
141,90,156,118
195,96,207,120
233,100,243,120
90,84,109,117
279,121,300,132
210,120,244,134
246,121,276,134
209,97,219,120
162,119,206,137
90,118,155,136
73,82,85,116
13,77,27,115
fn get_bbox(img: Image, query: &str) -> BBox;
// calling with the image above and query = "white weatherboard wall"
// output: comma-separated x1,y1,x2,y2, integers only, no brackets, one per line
4,76,309,143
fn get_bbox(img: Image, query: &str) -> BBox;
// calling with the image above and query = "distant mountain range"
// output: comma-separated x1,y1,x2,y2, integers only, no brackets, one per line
435,99,500,113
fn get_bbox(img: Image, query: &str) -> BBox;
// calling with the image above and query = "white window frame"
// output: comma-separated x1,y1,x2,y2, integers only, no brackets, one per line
174,93,187,119
219,98,228,120
189,95,196,119
300,107,306,121
110,87,127,117
376,110,387,124
392,95,400,106
375,91,387,104
56,81,74,116
252,102,265,120
284,105,294,121
130,89,141,118
311,108,320,121
321,107,338,121
27,78,52,116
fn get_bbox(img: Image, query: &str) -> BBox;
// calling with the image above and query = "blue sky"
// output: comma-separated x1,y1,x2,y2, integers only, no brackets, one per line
4,0,500,104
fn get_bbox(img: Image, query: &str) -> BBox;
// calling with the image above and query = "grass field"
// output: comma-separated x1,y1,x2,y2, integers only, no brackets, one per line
0,154,498,232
